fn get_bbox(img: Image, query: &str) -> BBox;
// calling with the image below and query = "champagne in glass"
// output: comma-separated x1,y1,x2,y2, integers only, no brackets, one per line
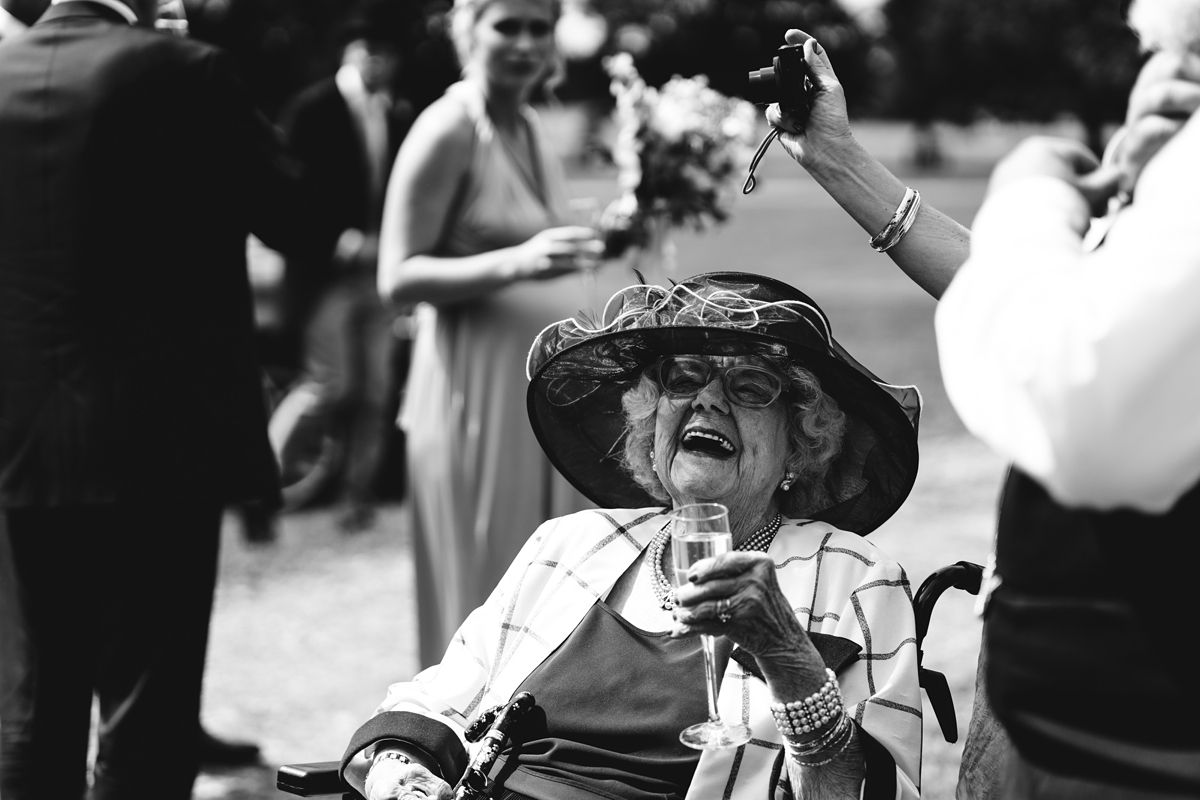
670,503,754,750
567,196,601,309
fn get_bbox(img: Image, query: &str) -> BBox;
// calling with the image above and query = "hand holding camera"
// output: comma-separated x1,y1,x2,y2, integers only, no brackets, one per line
744,29,854,191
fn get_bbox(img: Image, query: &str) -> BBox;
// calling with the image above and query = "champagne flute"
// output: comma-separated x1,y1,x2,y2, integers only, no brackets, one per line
670,503,754,750
566,197,601,309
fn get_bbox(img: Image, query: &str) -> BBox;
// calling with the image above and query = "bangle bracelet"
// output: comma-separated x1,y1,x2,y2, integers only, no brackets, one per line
869,187,921,253
374,751,411,765
784,712,846,755
368,749,411,778
785,716,856,767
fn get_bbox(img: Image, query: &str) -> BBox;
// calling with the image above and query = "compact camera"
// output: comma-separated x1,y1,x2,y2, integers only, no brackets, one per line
747,43,814,123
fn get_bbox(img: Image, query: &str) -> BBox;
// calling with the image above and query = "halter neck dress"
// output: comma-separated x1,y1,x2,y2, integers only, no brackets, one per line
400,82,635,667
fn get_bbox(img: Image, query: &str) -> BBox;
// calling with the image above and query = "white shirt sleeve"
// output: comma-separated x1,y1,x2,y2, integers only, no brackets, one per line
935,116,1200,512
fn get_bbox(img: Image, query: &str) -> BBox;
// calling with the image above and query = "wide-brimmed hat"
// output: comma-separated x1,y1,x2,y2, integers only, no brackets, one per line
525,272,921,534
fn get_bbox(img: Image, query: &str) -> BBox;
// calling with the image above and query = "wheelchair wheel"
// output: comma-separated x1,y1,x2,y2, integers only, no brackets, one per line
268,380,345,512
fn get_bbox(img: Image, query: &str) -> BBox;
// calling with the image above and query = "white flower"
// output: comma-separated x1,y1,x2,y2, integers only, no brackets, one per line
721,107,755,145
602,58,753,243
649,94,706,143
604,52,638,82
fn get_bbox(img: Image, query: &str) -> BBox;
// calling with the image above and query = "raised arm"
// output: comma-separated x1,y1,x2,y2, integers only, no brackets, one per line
765,30,970,300
376,95,599,307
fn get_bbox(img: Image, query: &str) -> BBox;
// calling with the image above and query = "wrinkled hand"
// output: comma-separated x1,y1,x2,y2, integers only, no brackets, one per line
671,551,811,664
364,759,454,800
1109,49,1200,198
987,136,1120,217
516,225,604,281
763,29,853,168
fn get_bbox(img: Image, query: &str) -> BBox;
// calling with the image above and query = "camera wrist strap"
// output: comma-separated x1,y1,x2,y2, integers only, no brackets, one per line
742,126,781,195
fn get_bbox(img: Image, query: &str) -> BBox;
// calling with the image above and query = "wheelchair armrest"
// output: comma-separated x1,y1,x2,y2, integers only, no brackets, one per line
277,760,361,799
912,561,984,745
913,561,983,645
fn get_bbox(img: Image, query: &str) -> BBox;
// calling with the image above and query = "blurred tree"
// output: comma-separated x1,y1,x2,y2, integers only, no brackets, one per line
577,0,875,114
186,0,455,119
883,0,1143,157
183,0,872,122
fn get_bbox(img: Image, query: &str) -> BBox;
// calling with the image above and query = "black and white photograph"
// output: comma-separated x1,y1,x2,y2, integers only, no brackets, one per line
2,0,1196,797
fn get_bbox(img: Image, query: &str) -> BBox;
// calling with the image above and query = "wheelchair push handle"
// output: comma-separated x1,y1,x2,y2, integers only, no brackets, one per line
454,691,536,800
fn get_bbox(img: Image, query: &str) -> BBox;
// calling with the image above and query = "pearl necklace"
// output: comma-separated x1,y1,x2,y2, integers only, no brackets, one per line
649,513,783,611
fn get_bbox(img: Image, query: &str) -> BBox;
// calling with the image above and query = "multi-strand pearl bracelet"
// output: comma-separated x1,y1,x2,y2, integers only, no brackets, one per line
769,668,843,735
770,668,855,767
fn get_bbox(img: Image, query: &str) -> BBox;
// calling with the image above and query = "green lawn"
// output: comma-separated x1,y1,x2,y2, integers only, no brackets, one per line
197,161,1005,799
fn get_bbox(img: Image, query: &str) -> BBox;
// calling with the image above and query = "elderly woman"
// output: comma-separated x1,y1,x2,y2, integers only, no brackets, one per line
344,273,923,800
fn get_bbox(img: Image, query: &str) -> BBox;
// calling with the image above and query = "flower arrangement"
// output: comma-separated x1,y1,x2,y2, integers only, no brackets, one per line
600,52,759,260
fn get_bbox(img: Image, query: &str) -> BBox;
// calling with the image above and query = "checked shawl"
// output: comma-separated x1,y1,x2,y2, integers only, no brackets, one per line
373,508,922,799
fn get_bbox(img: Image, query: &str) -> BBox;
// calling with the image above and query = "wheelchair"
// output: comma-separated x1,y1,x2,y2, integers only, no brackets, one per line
276,561,984,799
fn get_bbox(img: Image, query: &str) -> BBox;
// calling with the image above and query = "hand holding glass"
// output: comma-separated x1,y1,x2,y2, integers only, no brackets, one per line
670,503,754,749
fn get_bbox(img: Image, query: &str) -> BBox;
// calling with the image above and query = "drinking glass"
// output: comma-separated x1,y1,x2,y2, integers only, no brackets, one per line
670,503,754,750
567,196,601,309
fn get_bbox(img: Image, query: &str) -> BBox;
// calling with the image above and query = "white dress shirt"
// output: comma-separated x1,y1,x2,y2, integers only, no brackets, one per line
335,63,391,216
936,114,1200,513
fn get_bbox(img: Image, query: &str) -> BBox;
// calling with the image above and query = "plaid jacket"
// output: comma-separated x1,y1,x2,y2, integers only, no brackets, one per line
375,508,921,799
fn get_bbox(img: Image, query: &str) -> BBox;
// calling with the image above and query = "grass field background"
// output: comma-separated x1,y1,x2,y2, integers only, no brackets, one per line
197,127,1013,799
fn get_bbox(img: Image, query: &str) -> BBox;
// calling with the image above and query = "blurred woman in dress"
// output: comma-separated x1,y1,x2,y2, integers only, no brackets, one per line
377,0,608,667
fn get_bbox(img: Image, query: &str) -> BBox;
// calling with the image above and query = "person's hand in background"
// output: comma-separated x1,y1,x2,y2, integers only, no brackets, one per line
1109,48,1200,199
513,225,603,282
333,228,380,272
986,136,1121,219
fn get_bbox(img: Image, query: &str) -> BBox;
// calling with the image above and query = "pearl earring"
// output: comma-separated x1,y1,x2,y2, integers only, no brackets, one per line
650,450,657,472
780,471,796,491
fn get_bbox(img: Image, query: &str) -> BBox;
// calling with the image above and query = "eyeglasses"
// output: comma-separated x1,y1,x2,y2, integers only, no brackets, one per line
654,356,785,408
493,19,553,37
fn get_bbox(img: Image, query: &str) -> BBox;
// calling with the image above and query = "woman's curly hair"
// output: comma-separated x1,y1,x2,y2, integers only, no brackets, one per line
619,349,847,517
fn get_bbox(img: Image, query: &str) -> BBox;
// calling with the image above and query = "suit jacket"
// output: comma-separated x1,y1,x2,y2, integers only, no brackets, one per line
0,1,318,508
277,76,412,326
352,509,922,800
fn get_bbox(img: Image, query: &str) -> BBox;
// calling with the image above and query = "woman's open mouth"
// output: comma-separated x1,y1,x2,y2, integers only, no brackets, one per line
681,428,736,458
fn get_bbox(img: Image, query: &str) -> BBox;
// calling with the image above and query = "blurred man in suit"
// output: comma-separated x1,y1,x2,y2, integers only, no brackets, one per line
0,0,319,796
274,12,414,531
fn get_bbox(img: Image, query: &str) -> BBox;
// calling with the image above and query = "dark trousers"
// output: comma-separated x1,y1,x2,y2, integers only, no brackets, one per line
999,751,1200,800
0,503,221,800
303,277,400,506
957,627,1011,800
